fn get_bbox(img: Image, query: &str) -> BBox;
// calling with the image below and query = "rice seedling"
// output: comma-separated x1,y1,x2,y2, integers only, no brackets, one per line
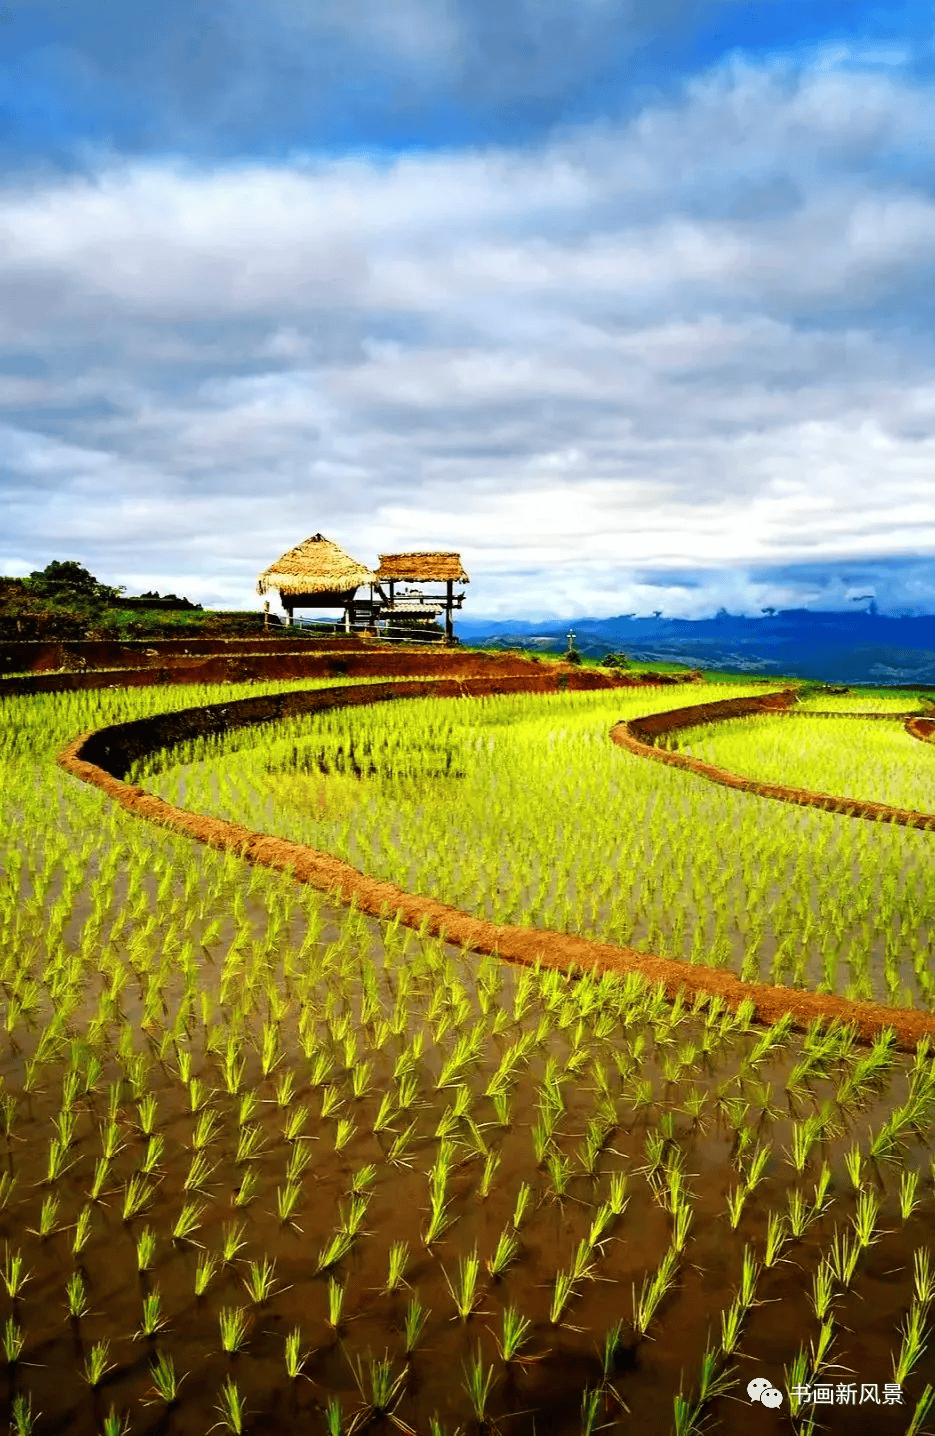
852,1189,882,1249
786,1189,817,1239
632,1249,678,1339
550,1268,577,1326
213,1375,247,1434
758,1211,792,1269
384,1241,410,1294
219,1305,250,1353
327,1276,346,1329
194,1251,220,1297
140,1134,164,1175
317,1231,354,1273
89,1156,112,1201
284,1326,309,1379
321,1083,344,1119
901,1169,922,1220
66,1271,90,1319
546,1149,573,1198
340,1195,371,1239
915,1249,935,1309
607,1171,628,1216
238,1091,260,1126
233,1171,259,1207
809,1261,836,1323
348,1166,376,1200
403,1294,429,1355
726,1184,747,1230
235,1123,264,1163
72,1203,93,1256
221,1222,247,1264
444,1248,482,1321
10,1394,36,1436
894,1301,929,1385
122,1174,155,1221
134,1223,158,1271
478,1151,500,1198
844,1142,864,1191
3,1316,25,1363
193,1107,221,1150
827,1227,861,1288
83,1339,115,1387
512,1181,533,1230
906,1386,935,1436
283,1104,309,1142
172,1199,206,1244
30,1193,60,1238
671,1200,693,1254
462,1343,496,1423
372,1092,396,1134
334,1117,357,1151
283,1139,313,1185
812,1159,832,1211
138,1286,167,1338
497,1305,533,1362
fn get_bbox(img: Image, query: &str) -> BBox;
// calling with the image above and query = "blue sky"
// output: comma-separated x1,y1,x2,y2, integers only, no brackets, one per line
1,1,934,618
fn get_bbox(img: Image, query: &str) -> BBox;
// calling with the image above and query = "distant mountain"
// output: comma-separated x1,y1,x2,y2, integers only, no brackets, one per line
455,609,935,685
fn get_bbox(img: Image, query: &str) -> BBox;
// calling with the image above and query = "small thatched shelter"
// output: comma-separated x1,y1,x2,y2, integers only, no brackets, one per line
374,553,470,585
257,534,375,626
374,551,469,640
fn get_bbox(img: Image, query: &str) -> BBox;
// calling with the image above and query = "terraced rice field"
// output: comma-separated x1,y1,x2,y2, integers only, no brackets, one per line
2,673,935,1434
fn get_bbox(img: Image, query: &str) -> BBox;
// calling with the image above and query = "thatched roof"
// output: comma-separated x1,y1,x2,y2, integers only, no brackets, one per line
375,552,469,583
257,534,375,597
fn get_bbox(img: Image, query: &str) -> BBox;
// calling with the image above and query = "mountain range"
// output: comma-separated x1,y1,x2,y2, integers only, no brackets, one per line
455,609,935,686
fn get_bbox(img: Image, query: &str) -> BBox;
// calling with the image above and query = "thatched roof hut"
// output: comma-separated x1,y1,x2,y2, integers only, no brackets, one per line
257,534,375,608
374,552,470,584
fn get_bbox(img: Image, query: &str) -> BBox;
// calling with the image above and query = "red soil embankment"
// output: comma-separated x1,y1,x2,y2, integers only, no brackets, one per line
907,717,935,745
59,673,935,1048
0,635,375,677
3,647,660,696
613,692,935,831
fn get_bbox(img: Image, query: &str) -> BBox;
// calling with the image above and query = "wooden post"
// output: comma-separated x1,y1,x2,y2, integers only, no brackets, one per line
445,579,453,643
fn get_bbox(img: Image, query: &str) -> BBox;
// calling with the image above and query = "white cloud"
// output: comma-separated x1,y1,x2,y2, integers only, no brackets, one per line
1,53,934,613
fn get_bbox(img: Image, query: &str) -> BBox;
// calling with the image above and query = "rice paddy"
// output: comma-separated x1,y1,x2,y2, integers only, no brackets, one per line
679,711,935,815
2,672,935,1432
142,683,935,1008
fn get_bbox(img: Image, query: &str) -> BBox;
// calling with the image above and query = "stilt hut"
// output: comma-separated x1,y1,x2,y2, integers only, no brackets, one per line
374,552,469,642
256,534,375,631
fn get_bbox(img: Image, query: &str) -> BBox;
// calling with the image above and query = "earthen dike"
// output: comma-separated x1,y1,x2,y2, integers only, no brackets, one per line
50,652,935,1048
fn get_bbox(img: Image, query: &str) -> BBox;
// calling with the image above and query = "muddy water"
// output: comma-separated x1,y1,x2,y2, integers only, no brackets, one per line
2,990,932,1435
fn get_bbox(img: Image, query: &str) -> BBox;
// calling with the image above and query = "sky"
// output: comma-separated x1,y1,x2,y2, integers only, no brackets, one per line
1,1,934,620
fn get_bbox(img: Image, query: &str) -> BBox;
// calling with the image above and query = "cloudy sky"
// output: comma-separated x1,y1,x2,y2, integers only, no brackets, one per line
1,1,934,619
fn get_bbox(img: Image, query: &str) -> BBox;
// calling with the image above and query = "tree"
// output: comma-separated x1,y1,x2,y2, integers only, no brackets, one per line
25,560,123,606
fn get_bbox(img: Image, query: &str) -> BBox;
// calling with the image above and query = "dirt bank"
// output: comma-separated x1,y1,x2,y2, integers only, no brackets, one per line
614,691,935,831
0,634,377,676
59,674,935,1048
3,647,666,696
907,716,935,744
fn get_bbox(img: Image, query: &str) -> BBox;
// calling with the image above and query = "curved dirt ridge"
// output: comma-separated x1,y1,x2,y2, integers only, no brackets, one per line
907,716,935,745
58,673,935,1048
613,694,935,831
